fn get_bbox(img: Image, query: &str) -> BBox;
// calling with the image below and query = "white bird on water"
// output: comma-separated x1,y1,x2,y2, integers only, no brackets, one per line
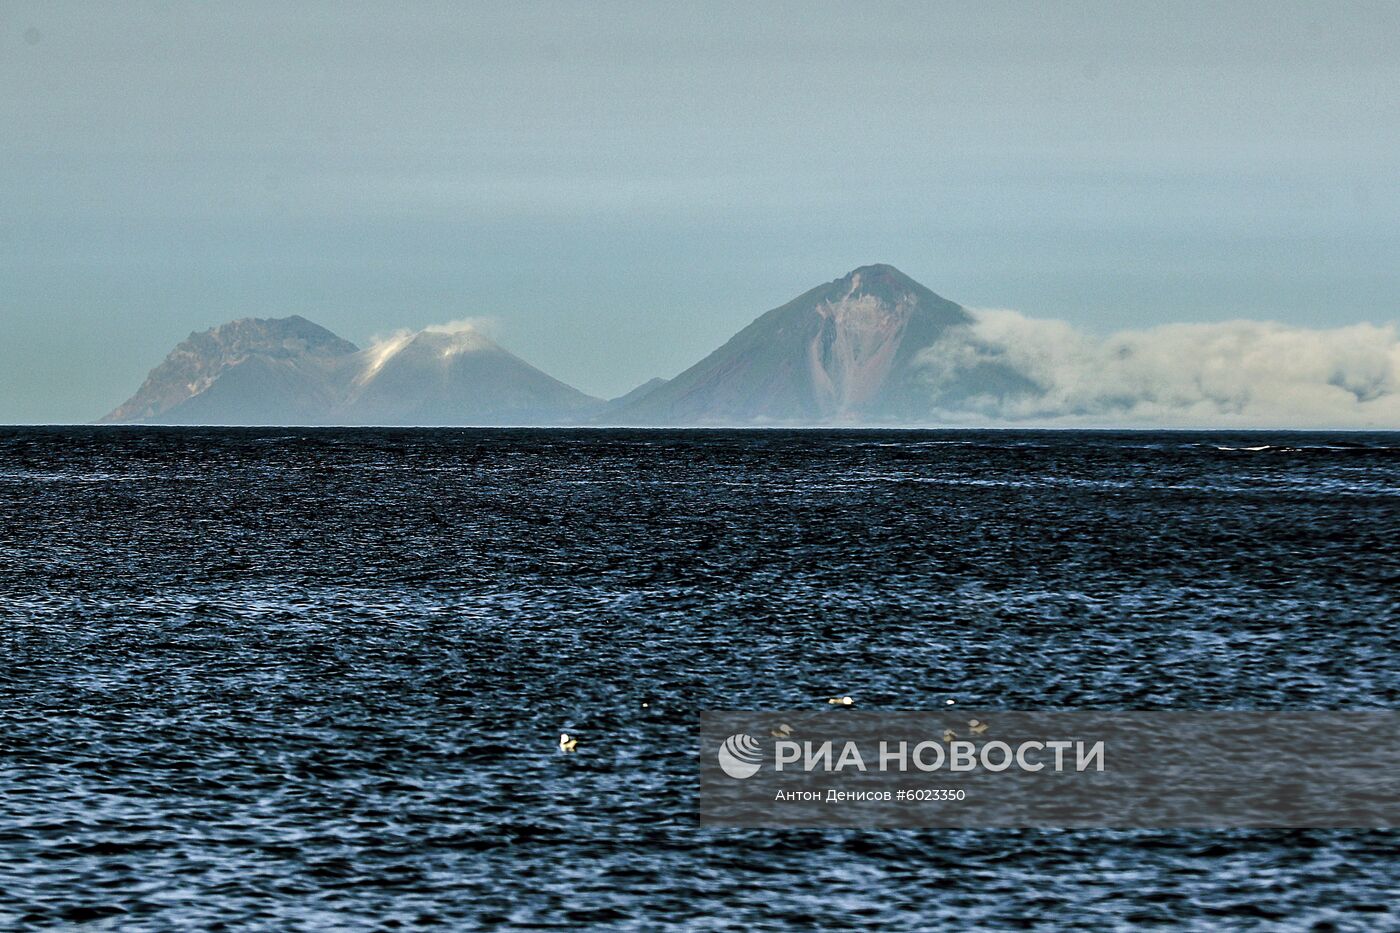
827,695,854,707
559,733,578,753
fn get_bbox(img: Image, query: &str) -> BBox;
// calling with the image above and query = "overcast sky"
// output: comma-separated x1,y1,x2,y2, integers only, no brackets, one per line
2,1,1398,422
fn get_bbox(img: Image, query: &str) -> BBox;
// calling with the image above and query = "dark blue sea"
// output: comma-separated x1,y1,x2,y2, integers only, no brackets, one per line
3,427,1398,930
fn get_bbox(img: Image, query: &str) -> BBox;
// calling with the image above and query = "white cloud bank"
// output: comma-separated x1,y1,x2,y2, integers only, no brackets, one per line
919,311,1400,428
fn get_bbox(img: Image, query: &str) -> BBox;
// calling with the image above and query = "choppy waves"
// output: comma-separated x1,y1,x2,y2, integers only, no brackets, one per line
2,427,1398,929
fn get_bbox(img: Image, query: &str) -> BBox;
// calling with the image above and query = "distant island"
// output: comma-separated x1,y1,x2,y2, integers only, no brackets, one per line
102,264,1398,429
104,265,1027,427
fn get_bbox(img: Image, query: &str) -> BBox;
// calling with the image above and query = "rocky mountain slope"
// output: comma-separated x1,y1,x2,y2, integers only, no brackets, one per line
604,264,1026,424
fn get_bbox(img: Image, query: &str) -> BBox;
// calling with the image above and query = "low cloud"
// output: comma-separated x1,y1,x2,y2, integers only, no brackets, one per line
357,317,500,381
919,311,1400,428
423,317,497,336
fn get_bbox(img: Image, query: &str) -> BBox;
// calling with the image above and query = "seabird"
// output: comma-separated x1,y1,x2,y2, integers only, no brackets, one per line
559,733,578,752
968,719,988,735
827,696,855,707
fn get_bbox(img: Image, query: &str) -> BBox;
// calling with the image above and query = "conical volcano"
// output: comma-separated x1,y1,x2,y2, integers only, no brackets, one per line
339,325,599,425
607,264,982,424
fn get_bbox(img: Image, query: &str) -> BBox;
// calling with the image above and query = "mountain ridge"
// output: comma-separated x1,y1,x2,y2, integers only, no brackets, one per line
103,265,1028,426
104,317,601,425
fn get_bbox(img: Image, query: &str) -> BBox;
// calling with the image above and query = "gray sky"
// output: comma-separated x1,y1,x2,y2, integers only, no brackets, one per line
2,1,1398,422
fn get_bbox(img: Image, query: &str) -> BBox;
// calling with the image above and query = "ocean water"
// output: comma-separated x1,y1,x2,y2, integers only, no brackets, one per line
2,427,1398,930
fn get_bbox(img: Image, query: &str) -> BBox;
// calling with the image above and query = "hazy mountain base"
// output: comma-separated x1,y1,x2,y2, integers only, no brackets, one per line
103,265,1033,427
